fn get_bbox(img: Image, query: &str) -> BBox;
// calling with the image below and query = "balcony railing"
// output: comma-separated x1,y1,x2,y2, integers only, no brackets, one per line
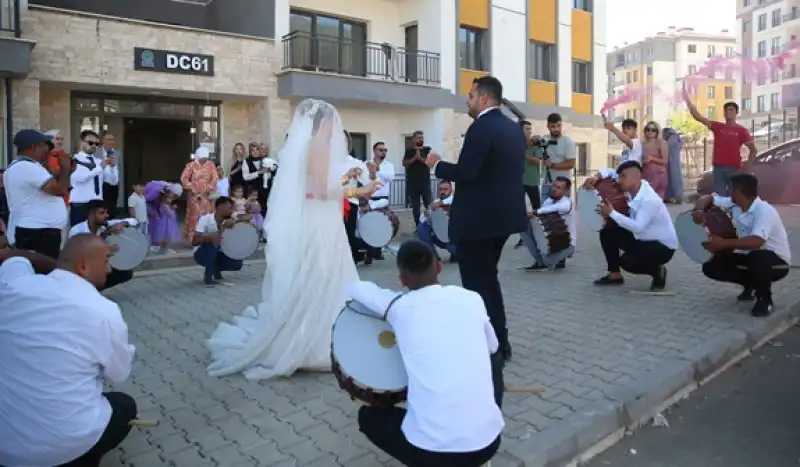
282,31,441,85
0,0,21,37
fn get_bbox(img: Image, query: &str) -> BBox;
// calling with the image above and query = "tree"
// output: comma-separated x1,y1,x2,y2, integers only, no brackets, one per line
670,111,709,142
670,111,711,176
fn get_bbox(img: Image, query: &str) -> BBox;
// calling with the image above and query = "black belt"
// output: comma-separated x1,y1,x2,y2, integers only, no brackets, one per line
371,196,388,201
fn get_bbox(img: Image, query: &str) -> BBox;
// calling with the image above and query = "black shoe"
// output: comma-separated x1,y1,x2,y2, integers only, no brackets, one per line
213,272,224,281
737,288,755,301
650,266,667,291
751,297,773,317
555,260,566,270
523,263,548,272
594,274,624,286
375,254,385,261
449,254,458,264
501,342,512,362
363,256,373,266
203,279,215,287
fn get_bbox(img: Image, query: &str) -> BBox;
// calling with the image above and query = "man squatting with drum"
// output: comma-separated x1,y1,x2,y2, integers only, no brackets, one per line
68,199,137,291
0,235,138,467
694,173,791,317
361,141,395,263
585,160,678,290
417,179,457,262
348,240,503,467
520,176,575,271
192,196,251,287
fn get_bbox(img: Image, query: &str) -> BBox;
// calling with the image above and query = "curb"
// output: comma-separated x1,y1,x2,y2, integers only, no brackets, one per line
501,299,800,467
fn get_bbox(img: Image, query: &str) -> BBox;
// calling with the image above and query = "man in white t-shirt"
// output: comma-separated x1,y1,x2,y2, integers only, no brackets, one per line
601,116,643,167
348,240,503,467
192,196,248,286
4,129,71,259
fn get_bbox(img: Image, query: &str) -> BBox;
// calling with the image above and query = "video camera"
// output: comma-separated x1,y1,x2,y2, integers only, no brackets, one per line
534,138,558,160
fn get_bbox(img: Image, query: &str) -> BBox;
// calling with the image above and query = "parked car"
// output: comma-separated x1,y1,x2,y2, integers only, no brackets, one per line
695,137,800,204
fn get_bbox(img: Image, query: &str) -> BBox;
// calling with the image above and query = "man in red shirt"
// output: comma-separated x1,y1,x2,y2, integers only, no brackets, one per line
683,81,757,196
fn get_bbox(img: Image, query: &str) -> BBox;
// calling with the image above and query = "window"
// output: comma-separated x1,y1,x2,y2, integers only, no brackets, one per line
575,143,589,176
528,42,557,82
744,0,750,6
772,69,781,82
646,66,652,76
646,106,653,116
757,40,767,58
688,65,697,74
349,132,368,161
632,70,639,82
786,64,797,79
724,86,733,99
743,74,751,84
742,46,749,58
758,13,767,31
707,86,716,98
288,10,367,76
625,71,631,84
632,109,637,121
573,0,592,12
772,8,781,26
572,61,592,93
743,97,752,111
726,46,735,57
771,37,781,55
688,44,697,53
707,45,716,57
615,54,625,67
742,20,750,32
459,26,487,71
706,106,716,119
757,75,767,85
757,95,766,112
770,92,780,109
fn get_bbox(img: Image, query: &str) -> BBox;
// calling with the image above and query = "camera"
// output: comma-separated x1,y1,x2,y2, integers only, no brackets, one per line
535,138,557,160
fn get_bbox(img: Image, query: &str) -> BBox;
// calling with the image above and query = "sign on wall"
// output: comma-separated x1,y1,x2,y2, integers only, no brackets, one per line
134,48,214,77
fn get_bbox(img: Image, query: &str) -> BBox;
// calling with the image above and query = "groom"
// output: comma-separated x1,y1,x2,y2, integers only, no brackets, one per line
425,76,527,365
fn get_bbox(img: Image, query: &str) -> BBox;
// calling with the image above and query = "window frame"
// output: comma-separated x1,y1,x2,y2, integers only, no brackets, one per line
458,26,487,71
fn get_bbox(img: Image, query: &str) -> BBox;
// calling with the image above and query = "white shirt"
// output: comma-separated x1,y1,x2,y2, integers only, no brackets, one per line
127,192,148,223
0,258,135,466
3,158,68,243
419,195,453,224
68,218,138,238
216,178,230,197
619,138,643,165
371,159,395,198
599,170,679,249
536,196,576,246
70,151,120,203
342,157,371,206
712,195,791,263
194,213,220,252
347,281,504,453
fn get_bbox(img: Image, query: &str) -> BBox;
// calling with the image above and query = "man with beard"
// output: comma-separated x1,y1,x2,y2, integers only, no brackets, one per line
69,130,118,227
403,131,433,232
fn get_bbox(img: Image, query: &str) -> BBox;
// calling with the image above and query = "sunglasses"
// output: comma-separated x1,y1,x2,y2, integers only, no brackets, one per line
84,141,99,146
645,127,658,132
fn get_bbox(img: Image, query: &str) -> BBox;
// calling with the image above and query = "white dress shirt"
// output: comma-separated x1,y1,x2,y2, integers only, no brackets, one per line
70,151,120,203
68,218,138,238
419,195,453,224
712,195,791,263
3,158,68,244
598,170,678,249
347,281,504,453
371,159,395,198
0,258,135,466
127,193,148,224
536,196,576,246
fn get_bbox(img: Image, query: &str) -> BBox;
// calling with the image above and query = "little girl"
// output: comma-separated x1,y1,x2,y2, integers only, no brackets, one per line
144,181,182,254
247,191,265,242
230,185,248,217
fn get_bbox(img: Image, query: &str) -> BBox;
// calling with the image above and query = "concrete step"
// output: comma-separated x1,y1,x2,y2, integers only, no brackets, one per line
135,246,265,272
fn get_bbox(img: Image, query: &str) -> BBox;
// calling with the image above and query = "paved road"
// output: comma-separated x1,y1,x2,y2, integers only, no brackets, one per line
100,205,800,466
587,325,800,467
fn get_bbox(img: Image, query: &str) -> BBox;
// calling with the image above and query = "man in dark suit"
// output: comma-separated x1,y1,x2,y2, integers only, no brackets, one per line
425,76,527,364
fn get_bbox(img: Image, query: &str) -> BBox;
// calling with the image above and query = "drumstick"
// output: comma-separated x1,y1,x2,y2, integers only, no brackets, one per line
629,290,677,296
128,419,159,427
735,264,798,270
504,385,546,394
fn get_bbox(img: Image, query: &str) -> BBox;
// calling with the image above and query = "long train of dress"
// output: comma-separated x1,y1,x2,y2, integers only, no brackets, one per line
206,198,358,380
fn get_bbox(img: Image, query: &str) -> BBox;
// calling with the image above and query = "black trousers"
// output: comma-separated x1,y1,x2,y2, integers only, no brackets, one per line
344,202,362,262
599,223,674,276
58,392,137,467
70,203,91,227
99,268,134,292
524,184,541,210
702,250,789,299
358,405,501,467
456,236,510,355
14,226,62,260
102,183,118,217
365,196,389,259
407,182,432,228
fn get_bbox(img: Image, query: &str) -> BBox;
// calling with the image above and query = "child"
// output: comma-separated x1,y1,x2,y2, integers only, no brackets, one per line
128,181,148,236
144,181,181,254
213,164,229,199
230,185,248,217
247,191,265,242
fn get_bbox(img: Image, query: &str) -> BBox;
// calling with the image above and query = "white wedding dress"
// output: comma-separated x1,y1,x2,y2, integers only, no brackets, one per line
206,100,359,380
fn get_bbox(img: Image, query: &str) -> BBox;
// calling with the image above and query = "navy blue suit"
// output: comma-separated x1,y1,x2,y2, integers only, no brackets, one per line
434,107,527,360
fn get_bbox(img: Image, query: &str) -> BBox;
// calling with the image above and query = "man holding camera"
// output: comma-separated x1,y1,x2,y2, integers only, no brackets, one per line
534,113,576,199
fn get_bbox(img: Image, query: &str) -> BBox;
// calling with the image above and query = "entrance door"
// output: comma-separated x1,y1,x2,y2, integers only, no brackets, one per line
405,25,418,83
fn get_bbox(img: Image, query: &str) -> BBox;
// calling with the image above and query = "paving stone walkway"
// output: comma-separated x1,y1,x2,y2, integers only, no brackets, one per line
101,206,800,466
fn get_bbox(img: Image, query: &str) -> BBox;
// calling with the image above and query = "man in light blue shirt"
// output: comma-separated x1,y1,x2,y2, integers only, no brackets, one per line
535,113,576,199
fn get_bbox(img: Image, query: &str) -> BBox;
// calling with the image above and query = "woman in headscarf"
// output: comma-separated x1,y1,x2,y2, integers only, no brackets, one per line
663,128,684,204
44,129,65,150
180,146,219,242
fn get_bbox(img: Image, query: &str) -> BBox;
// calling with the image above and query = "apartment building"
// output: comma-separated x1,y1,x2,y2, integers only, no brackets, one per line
1,0,608,189
606,27,737,130
737,0,800,130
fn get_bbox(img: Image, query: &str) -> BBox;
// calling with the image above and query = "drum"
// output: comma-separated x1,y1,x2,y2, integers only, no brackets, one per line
220,222,259,260
331,300,408,406
674,207,737,264
106,227,149,271
359,209,400,248
430,207,450,243
531,212,571,256
576,179,629,232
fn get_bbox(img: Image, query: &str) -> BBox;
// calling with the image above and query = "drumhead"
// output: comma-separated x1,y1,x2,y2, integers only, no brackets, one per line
576,188,604,232
359,211,393,248
674,212,713,264
107,227,149,271
430,209,450,243
220,222,259,260
331,301,407,392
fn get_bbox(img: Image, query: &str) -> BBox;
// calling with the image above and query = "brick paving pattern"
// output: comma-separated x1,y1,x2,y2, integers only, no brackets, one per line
101,206,800,466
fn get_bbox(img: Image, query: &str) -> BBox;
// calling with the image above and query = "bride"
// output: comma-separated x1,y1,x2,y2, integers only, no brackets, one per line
206,99,380,380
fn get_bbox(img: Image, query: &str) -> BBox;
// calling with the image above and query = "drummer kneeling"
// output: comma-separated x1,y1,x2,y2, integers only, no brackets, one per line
347,240,503,467
521,176,574,271
417,180,456,262
694,173,791,317
68,199,136,291
192,196,247,287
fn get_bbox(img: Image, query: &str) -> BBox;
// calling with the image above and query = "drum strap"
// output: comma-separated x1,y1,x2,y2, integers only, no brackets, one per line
382,292,407,321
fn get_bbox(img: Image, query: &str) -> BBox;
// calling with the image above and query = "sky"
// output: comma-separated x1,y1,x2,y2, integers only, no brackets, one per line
606,0,737,49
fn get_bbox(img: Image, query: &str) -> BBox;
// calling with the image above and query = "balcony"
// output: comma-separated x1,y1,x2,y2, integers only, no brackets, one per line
0,0,34,77
277,31,454,109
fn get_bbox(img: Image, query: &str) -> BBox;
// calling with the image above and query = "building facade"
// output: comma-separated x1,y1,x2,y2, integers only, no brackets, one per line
606,27,738,130
2,0,608,191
